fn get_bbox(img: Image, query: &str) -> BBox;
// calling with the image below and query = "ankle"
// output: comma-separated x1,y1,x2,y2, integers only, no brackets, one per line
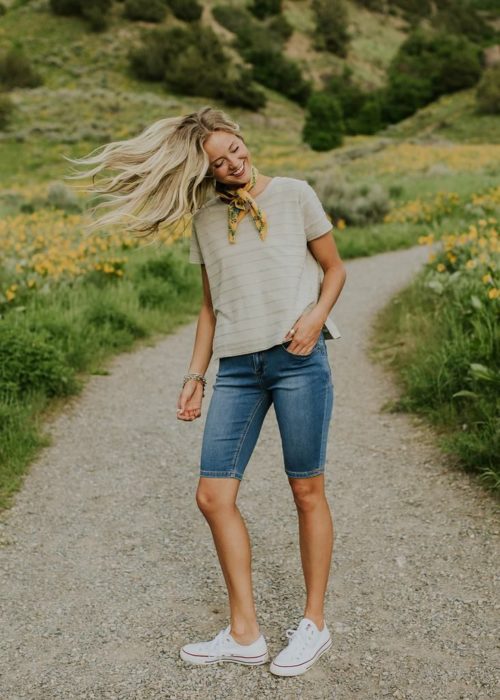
304,612,325,631
229,620,261,644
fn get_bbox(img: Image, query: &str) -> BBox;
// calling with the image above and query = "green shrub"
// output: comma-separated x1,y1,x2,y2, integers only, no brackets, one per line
124,0,166,22
49,0,81,14
247,48,311,104
323,68,385,135
267,14,293,41
84,302,147,349
137,278,178,309
433,1,494,44
383,28,482,123
0,325,79,400
311,0,350,57
0,3,7,15
165,0,203,22
0,48,43,90
135,250,193,293
388,0,431,18
129,25,266,110
217,67,267,110
49,0,112,31
311,166,390,225
46,181,81,212
375,246,500,488
475,65,500,115
302,92,344,150
0,93,14,130
248,0,282,19
212,3,250,34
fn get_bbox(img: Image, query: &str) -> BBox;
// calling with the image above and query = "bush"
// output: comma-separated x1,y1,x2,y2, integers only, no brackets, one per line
49,0,112,31
248,0,282,19
124,0,166,22
137,278,178,309
0,48,43,90
311,166,390,225
46,182,81,212
267,14,293,41
0,93,14,130
129,25,267,110
247,48,311,104
0,3,7,15
212,4,250,34
165,0,203,22
433,1,494,44
302,92,344,150
217,67,267,110
136,250,193,293
0,325,78,400
475,65,500,115
311,0,350,57
323,68,385,135
84,303,147,349
383,28,483,123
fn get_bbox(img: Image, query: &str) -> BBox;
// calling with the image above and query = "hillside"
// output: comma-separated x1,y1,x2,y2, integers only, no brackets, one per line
0,0,498,200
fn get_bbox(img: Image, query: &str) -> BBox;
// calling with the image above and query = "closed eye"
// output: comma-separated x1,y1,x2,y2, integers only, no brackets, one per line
214,145,239,169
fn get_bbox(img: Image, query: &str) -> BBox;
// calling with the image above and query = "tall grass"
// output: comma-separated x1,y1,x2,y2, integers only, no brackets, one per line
371,221,499,493
0,240,201,510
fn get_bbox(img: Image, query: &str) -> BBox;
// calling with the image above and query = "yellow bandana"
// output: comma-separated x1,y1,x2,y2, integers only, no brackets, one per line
215,165,268,244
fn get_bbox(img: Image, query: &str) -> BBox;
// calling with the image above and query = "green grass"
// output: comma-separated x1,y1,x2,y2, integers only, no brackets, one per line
370,257,500,495
1,0,499,511
0,240,202,511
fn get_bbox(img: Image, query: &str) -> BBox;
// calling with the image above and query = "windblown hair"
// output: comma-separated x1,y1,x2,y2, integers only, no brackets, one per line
64,105,245,239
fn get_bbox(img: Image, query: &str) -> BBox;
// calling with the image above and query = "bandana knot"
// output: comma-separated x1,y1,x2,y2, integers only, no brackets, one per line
215,165,268,244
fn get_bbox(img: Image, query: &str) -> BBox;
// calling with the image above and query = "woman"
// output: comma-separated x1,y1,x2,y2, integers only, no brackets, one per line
68,106,346,677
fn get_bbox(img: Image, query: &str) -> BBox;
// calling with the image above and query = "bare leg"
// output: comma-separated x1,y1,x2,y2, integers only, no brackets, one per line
196,477,261,645
288,474,334,631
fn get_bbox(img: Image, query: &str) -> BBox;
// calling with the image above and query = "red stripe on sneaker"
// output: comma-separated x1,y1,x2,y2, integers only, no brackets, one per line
273,636,331,668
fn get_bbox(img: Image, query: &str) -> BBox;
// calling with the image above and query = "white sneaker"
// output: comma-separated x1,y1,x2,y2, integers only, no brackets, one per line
270,617,332,676
180,625,269,666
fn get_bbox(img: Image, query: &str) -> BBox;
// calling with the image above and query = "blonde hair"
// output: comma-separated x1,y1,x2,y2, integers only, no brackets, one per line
64,105,244,240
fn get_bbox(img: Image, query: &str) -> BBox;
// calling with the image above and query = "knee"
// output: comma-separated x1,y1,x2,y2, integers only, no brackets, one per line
290,480,324,512
196,486,234,518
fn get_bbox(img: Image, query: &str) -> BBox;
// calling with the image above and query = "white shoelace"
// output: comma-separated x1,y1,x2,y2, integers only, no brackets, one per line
284,622,317,658
209,628,233,656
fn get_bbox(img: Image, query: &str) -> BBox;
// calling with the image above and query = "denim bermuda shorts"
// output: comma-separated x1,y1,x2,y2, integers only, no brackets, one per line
198,332,334,481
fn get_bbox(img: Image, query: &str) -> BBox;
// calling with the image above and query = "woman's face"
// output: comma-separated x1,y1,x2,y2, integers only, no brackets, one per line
204,131,251,186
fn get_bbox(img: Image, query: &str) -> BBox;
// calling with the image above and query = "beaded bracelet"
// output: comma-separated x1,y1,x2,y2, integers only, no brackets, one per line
182,372,207,397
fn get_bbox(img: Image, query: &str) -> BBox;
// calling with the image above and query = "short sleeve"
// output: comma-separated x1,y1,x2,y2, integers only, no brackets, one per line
300,181,333,242
189,218,204,264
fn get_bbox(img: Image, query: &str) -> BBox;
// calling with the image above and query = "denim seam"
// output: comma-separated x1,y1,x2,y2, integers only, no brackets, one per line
286,467,324,478
231,392,268,474
318,378,332,469
200,469,242,481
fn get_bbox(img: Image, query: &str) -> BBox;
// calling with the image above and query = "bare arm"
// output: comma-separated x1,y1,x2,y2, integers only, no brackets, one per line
307,229,347,324
177,265,216,421
283,230,347,353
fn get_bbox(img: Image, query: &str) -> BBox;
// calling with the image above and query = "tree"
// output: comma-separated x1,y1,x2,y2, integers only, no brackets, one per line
302,92,345,151
311,0,350,57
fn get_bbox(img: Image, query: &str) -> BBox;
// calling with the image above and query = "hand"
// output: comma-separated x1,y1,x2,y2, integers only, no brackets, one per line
177,380,203,421
283,308,324,355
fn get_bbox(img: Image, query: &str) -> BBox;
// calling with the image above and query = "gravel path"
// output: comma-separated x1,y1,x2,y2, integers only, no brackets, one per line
0,244,498,700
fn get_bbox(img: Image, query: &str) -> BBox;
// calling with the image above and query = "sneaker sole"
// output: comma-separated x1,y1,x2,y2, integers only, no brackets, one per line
269,636,332,677
180,648,270,666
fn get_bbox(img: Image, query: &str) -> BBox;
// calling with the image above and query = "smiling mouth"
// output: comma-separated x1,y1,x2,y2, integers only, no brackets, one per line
231,162,246,177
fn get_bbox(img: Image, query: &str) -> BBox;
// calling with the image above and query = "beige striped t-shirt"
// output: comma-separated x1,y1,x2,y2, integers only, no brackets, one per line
189,176,341,360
